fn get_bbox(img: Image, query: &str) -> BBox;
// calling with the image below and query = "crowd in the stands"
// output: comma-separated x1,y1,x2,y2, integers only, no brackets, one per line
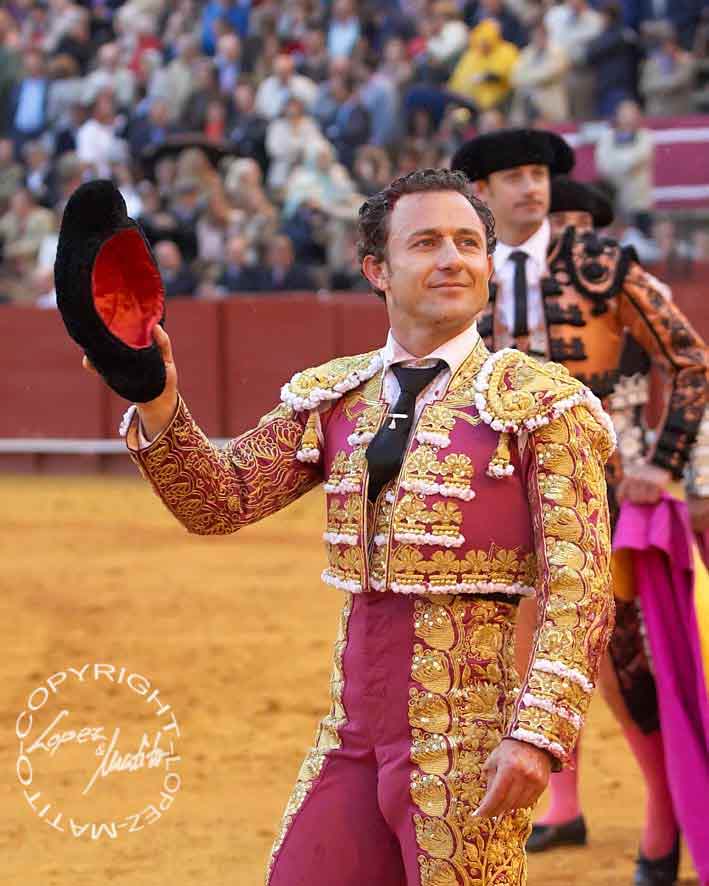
1,0,707,305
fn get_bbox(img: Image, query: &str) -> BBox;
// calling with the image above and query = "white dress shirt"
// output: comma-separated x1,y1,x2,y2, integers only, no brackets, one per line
492,218,551,357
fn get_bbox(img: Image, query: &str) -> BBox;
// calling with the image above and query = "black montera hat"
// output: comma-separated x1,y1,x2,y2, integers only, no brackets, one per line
549,175,614,228
55,180,166,402
451,128,575,181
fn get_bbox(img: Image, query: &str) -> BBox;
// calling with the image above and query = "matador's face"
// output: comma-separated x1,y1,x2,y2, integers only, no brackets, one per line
363,190,493,341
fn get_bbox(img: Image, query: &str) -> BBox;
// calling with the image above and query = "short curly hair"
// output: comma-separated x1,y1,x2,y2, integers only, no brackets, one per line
357,168,496,298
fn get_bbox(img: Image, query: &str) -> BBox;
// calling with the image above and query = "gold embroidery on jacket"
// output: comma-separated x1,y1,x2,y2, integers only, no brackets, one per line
508,406,614,762
409,596,531,885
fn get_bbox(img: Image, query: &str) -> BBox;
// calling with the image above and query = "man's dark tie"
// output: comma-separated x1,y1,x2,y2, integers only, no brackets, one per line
509,250,529,338
365,360,446,502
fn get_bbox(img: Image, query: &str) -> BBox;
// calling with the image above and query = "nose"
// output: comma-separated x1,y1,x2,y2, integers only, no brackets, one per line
435,238,464,269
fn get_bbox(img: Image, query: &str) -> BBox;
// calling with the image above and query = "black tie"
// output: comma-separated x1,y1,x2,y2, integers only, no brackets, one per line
509,250,529,338
365,360,446,502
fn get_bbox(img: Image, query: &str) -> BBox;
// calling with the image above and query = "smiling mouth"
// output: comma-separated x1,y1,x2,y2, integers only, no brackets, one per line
431,282,469,288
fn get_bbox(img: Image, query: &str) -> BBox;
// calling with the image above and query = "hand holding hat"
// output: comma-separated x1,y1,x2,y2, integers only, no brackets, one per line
55,179,168,403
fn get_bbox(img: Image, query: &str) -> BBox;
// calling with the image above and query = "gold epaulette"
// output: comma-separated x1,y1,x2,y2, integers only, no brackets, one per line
474,349,616,460
280,349,384,412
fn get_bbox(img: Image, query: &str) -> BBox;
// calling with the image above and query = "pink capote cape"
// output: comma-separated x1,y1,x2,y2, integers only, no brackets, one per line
613,494,709,884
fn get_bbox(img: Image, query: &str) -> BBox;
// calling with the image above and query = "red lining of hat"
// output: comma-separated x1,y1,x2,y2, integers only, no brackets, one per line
91,228,164,348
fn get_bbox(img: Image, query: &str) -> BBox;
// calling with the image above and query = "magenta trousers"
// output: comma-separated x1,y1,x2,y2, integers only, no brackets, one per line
266,591,531,886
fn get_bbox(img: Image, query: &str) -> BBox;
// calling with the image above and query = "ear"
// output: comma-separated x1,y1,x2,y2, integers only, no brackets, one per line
362,254,389,294
486,253,494,280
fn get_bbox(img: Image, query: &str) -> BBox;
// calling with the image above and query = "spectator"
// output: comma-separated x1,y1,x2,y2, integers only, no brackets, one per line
359,63,401,148
378,37,414,91
324,74,371,170
510,21,569,123
22,140,53,207
285,140,362,271
182,58,222,132
128,98,175,157
214,32,242,95
596,100,654,235
216,233,263,293
196,189,242,266
328,0,361,59
296,26,330,83
82,42,136,111
227,81,269,172
639,23,695,116
0,138,24,213
313,56,352,132
51,151,83,216
352,144,393,196
149,34,201,123
259,233,317,292
42,0,84,55
204,97,227,141
448,19,519,112
0,10,22,128
154,239,198,298
223,157,279,248
52,10,93,77
46,53,84,132
544,0,603,120
201,0,250,54
466,0,527,48
76,89,128,179
254,53,318,120
621,0,702,50
0,188,55,269
265,94,326,192
422,2,469,73
585,2,640,117
9,48,49,156
167,175,204,261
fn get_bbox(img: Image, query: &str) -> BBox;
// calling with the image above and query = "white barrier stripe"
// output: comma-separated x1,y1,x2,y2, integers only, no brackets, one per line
0,438,232,454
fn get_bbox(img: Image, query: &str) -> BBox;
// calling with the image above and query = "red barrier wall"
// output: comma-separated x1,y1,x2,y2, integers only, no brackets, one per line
1,271,706,473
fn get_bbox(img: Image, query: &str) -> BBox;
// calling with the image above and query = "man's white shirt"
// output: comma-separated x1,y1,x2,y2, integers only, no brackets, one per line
492,219,551,356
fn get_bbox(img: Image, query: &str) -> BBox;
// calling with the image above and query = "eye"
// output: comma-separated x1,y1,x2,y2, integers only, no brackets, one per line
414,238,436,247
459,238,479,248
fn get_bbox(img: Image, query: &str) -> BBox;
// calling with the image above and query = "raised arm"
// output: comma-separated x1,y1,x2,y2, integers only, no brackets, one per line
88,326,323,535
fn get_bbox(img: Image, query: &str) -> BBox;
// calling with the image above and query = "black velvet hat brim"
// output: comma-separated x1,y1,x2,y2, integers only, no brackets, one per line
451,129,575,182
549,175,614,228
55,180,167,403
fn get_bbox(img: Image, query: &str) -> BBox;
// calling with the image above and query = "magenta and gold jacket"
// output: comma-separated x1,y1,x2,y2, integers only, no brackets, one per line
123,343,616,764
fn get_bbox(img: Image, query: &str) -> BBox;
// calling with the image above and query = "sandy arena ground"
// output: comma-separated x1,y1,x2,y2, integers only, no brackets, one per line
0,475,699,886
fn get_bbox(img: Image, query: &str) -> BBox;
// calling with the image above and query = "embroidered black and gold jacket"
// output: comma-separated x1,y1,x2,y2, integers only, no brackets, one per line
478,227,708,482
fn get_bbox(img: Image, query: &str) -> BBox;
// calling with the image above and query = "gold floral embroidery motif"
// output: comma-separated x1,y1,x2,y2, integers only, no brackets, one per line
132,397,320,536
389,544,537,592
266,594,353,883
509,405,614,763
392,494,464,544
325,495,362,539
409,596,531,885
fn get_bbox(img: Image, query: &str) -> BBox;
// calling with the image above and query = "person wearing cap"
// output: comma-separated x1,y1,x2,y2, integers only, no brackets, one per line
547,175,709,886
548,175,613,240
68,171,616,884
452,130,708,886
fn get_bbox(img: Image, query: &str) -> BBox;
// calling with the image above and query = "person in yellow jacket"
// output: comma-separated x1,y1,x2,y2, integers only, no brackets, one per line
448,19,519,111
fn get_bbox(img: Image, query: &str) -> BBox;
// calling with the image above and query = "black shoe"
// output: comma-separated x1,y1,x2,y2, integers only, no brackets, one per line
526,815,587,853
634,836,680,886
